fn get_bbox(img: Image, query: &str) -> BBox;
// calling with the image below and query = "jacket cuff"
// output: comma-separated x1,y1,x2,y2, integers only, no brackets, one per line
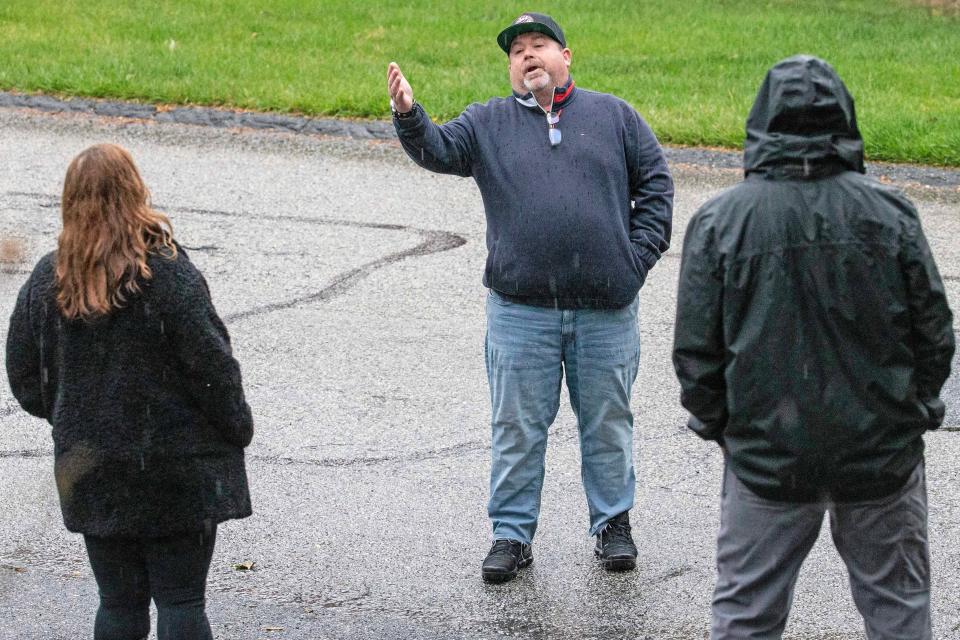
921,397,946,429
392,102,426,131
687,414,726,442
632,243,660,272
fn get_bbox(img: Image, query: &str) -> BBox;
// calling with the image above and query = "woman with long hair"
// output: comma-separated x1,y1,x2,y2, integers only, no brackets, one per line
6,143,253,640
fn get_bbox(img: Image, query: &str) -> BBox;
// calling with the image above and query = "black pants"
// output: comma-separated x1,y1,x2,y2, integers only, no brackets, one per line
83,527,217,640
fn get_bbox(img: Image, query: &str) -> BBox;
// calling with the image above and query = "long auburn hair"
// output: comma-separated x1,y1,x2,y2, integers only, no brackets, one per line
56,143,177,320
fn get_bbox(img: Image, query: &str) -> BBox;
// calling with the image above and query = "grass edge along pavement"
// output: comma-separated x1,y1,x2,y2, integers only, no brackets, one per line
0,0,958,166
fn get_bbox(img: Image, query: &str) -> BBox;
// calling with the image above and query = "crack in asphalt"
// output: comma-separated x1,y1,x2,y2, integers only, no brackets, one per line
0,403,21,418
207,581,372,610
1,191,467,325
305,587,371,610
0,448,50,458
647,565,694,585
223,228,463,323
249,439,488,468
0,441,492,467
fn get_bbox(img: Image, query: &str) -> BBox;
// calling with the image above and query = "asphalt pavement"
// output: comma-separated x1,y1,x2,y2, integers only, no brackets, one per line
0,106,958,640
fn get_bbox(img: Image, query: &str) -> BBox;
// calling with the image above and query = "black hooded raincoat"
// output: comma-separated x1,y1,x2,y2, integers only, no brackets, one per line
673,56,955,502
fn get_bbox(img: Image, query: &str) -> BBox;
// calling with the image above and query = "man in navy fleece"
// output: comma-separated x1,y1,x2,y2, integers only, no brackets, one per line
387,12,673,583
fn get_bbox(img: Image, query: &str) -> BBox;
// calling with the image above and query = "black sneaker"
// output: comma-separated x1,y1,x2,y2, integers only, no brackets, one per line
481,539,533,583
594,511,637,571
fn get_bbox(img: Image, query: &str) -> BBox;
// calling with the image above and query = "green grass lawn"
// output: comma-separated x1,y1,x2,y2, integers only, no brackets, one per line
0,1,957,165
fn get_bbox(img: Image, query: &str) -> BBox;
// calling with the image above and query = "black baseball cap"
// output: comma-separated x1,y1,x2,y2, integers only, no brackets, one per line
497,13,566,54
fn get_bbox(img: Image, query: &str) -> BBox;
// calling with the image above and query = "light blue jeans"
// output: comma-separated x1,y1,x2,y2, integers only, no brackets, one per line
485,290,641,544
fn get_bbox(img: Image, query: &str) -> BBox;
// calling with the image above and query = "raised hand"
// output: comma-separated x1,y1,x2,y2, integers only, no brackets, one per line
387,62,415,113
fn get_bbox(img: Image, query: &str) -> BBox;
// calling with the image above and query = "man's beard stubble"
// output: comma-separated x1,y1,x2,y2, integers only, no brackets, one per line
523,70,552,93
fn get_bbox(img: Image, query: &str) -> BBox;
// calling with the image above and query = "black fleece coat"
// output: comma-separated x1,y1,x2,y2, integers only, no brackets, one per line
673,56,955,502
6,248,253,536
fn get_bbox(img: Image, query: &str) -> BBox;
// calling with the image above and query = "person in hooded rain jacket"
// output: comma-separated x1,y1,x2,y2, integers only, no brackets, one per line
386,12,674,583
5,143,253,640
673,55,954,639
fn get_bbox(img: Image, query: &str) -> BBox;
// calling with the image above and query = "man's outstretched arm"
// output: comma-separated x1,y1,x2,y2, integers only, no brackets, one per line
387,62,475,177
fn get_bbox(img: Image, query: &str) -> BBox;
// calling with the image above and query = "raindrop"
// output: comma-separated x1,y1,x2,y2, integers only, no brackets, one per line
140,455,145,471
159,320,165,335
41,368,49,385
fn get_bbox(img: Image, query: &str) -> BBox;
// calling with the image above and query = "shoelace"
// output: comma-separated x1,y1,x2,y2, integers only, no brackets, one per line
490,539,522,555
601,520,633,546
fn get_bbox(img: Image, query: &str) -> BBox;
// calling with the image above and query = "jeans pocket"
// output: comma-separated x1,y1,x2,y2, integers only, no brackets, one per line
487,290,513,307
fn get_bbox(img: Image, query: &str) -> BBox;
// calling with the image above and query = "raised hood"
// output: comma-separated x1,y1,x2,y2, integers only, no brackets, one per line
744,55,865,178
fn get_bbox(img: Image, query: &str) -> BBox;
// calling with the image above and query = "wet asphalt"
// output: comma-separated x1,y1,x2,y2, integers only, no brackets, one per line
0,106,958,640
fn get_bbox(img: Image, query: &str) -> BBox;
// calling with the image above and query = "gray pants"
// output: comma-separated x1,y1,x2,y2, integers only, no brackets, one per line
712,460,931,640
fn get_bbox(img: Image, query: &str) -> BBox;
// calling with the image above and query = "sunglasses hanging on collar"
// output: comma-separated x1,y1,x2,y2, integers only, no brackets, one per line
547,110,562,146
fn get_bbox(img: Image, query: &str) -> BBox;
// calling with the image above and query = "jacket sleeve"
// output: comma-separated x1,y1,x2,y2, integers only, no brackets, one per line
624,105,674,274
166,258,254,447
899,208,955,428
5,274,47,419
393,102,476,178
672,209,727,441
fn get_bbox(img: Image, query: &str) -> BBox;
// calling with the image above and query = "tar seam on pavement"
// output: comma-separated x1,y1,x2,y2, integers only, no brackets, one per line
0,449,47,458
251,439,489,468
2,90,959,192
3,191,467,325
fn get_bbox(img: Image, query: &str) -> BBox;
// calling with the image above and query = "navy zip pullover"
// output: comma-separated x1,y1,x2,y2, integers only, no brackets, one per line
394,80,674,309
